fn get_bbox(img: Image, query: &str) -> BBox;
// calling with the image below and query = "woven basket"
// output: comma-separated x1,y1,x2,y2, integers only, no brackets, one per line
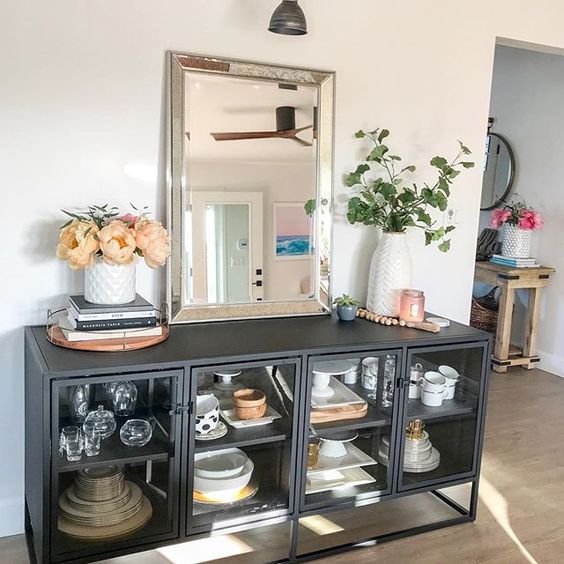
470,297,498,335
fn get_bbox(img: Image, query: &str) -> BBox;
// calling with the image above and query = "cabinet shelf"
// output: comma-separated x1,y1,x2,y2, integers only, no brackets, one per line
406,397,477,423
194,419,292,453
57,426,171,472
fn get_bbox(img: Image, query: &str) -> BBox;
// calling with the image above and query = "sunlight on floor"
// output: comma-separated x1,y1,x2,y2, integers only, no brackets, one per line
300,515,344,536
479,475,538,564
156,534,253,563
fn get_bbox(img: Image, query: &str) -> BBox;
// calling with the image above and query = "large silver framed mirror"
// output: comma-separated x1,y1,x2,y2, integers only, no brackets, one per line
167,52,335,323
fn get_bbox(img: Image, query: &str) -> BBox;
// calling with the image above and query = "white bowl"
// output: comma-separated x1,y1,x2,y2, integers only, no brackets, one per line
194,448,248,479
194,458,254,496
439,365,460,381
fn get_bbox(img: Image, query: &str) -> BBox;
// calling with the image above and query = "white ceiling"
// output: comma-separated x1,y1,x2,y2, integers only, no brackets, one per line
185,72,318,163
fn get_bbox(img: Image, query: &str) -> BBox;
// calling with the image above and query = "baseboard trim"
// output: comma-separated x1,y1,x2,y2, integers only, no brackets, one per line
0,497,23,538
538,350,564,379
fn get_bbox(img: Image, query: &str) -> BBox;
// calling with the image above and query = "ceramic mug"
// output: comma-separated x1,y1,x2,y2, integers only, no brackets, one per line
408,363,424,399
439,365,460,400
361,357,379,390
420,372,446,407
195,394,220,435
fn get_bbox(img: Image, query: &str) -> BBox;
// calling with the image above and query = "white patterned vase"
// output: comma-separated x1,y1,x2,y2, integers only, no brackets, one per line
366,232,412,317
501,224,531,258
84,258,136,305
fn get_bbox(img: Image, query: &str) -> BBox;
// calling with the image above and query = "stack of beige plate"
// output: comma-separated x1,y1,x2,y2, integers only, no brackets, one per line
58,465,152,541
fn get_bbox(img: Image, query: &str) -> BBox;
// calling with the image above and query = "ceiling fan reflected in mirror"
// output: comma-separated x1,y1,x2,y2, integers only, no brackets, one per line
210,106,314,147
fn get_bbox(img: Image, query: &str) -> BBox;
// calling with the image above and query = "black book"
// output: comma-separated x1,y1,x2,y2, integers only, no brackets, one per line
69,316,157,332
69,294,154,314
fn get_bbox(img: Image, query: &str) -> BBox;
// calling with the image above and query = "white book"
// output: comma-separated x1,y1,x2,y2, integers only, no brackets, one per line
69,303,156,321
59,316,162,342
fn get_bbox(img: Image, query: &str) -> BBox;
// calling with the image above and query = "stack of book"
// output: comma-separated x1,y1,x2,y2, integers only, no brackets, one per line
60,294,161,342
490,255,538,268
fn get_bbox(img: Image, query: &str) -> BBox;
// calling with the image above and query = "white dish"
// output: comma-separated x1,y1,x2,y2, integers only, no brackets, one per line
195,421,228,441
193,458,254,495
194,448,248,479
310,377,365,409
312,360,353,376
221,405,281,428
308,442,377,474
305,466,376,494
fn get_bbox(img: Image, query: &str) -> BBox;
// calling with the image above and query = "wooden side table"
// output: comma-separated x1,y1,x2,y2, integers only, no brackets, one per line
474,262,555,372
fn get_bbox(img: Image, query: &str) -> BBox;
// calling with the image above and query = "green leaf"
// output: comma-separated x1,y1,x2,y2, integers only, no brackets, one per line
378,182,397,199
424,231,433,245
430,156,448,169
458,141,471,155
389,155,401,161
345,163,370,187
367,144,389,161
355,130,366,138
398,191,416,204
445,225,456,234
416,210,432,226
378,129,390,142
461,161,475,169
402,165,416,173
436,191,448,211
437,177,450,196
304,199,316,216
438,239,451,252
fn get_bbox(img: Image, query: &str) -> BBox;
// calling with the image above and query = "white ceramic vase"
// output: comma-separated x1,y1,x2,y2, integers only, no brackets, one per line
501,224,531,258
366,232,412,317
84,257,136,305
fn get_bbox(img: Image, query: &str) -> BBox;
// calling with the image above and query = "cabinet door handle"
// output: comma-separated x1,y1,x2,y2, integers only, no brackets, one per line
168,404,191,415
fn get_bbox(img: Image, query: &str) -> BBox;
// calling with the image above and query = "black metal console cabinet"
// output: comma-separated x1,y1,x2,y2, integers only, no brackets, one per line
25,316,491,563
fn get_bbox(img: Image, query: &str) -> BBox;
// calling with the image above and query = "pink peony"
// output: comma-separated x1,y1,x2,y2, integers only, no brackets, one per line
119,213,140,227
135,219,171,269
518,209,544,230
56,220,100,270
98,220,137,265
490,208,511,229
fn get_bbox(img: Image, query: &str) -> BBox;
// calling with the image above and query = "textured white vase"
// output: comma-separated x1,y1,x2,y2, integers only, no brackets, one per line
84,258,136,305
366,232,412,317
501,224,531,258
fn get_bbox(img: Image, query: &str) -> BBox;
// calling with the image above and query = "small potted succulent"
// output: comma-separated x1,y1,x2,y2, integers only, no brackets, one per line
333,294,361,321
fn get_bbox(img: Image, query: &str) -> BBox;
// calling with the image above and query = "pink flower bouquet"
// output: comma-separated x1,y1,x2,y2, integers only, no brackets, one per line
57,204,171,270
490,201,544,231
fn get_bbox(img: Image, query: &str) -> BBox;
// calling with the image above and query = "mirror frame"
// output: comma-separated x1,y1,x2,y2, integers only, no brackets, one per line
167,52,335,323
480,132,515,211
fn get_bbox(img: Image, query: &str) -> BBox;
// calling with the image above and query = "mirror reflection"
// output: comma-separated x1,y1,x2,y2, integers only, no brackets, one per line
480,131,515,210
184,72,319,305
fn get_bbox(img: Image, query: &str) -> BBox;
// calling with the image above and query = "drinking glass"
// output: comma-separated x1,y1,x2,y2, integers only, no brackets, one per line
65,433,83,462
68,385,90,422
112,381,138,417
381,355,396,408
84,430,101,457
59,425,80,457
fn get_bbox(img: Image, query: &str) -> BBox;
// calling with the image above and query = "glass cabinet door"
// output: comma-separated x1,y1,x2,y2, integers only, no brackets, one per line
302,351,401,510
189,359,299,531
399,344,487,490
51,370,181,562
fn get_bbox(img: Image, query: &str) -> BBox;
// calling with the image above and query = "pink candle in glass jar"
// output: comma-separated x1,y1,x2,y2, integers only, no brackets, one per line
400,290,425,322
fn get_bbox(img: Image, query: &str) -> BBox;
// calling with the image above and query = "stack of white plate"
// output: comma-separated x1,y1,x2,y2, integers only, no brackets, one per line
194,448,255,503
58,465,153,540
378,434,441,474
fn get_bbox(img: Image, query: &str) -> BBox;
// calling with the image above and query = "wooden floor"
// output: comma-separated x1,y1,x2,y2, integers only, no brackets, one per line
3,368,563,564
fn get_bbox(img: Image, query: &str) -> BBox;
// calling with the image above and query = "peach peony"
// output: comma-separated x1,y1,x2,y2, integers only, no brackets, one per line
98,220,137,265
56,220,100,270
135,219,171,269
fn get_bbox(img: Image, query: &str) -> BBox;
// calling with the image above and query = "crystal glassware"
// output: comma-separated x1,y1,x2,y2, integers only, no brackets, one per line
83,405,117,440
68,384,91,422
381,354,396,408
59,425,80,458
84,430,101,457
65,433,83,462
119,418,155,447
112,381,138,417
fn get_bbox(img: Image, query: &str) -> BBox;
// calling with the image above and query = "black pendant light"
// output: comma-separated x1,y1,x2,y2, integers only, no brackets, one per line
269,0,308,36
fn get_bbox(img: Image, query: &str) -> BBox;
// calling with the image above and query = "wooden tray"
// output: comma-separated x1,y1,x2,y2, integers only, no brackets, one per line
310,402,367,424
47,325,169,352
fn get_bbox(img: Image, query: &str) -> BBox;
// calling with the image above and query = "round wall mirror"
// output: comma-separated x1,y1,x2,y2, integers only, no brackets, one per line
480,132,515,210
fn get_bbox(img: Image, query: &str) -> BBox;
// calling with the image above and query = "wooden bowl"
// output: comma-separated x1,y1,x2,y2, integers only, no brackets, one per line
233,389,266,408
235,403,267,420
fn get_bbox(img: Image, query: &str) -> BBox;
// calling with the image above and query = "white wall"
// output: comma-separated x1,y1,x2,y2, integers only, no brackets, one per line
482,45,564,376
4,0,564,537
